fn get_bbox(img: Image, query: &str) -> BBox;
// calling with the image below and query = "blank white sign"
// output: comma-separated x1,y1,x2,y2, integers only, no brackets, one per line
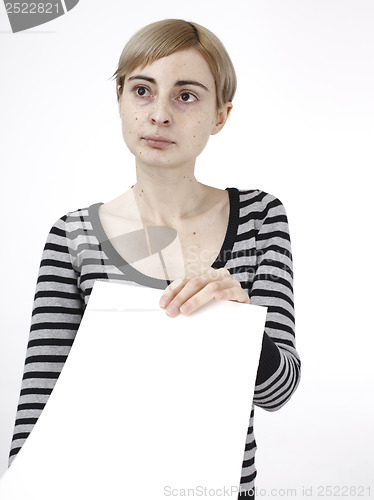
0,280,266,499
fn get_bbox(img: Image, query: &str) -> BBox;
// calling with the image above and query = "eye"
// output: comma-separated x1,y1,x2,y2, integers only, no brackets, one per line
178,92,198,103
134,85,151,97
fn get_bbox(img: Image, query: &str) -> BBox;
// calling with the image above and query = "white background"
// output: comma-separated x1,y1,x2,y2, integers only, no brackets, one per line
0,0,373,497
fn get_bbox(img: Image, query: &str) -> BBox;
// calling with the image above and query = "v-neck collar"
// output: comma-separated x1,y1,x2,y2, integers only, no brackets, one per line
87,187,239,288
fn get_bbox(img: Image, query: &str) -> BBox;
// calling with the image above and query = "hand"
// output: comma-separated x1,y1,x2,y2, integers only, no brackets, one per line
159,267,250,317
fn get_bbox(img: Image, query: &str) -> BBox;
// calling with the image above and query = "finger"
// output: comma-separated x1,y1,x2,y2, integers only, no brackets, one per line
177,279,232,315
179,275,250,315
215,286,250,304
214,275,246,299
159,277,188,308
160,268,226,310
202,266,231,281
180,280,249,315
162,275,217,316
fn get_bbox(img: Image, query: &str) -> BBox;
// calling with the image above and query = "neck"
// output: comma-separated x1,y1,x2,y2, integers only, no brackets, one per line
132,162,209,225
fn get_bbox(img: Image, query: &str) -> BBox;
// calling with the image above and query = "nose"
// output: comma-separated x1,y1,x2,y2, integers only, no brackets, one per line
149,96,173,126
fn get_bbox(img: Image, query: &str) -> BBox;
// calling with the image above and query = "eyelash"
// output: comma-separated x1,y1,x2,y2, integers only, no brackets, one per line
132,85,198,103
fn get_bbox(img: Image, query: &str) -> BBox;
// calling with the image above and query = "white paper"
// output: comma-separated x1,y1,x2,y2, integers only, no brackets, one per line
0,280,267,499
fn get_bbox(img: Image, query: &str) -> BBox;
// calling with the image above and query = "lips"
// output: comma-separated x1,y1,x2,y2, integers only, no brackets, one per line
143,136,175,149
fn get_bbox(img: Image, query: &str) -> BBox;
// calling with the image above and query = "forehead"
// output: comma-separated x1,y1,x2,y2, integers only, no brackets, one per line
126,48,215,88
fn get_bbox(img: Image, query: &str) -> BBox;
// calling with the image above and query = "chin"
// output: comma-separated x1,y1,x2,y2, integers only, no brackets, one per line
138,157,175,169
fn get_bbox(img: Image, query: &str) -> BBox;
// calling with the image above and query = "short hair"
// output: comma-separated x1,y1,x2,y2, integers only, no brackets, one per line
111,19,237,109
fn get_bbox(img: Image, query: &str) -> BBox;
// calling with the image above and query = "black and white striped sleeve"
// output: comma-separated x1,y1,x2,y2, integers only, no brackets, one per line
8,215,84,466
251,194,301,411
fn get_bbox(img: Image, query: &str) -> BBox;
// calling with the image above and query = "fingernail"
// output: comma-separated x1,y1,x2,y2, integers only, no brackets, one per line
180,303,190,314
166,304,178,316
159,296,169,308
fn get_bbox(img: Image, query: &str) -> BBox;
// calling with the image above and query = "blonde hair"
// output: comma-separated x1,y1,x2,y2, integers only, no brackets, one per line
111,19,237,109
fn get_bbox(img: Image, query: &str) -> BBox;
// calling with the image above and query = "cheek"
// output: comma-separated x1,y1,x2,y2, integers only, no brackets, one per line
120,116,137,152
183,121,212,154
120,110,141,135
190,117,215,143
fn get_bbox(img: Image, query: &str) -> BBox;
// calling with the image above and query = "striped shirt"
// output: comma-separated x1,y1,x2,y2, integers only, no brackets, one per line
9,188,301,495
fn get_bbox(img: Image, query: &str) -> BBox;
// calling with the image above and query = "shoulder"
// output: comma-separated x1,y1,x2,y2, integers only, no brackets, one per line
233,188,288,222
235,188,285,208
46,203,102,236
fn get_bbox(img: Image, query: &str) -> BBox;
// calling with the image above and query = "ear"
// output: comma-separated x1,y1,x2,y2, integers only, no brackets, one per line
117,84,123,117
211,102,233,136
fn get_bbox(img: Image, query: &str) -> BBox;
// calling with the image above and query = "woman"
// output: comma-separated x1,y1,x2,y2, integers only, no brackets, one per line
9,19,301,498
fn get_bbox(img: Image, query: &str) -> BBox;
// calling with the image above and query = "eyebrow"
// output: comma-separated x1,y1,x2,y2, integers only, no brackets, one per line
127,75,209,92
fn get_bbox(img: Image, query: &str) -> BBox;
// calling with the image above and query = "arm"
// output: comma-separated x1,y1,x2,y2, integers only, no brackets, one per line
251,194,301,411
156,190,300,411
8,215,84,466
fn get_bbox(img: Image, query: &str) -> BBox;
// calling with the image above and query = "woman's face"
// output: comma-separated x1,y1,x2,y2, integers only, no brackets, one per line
118,48,231,171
